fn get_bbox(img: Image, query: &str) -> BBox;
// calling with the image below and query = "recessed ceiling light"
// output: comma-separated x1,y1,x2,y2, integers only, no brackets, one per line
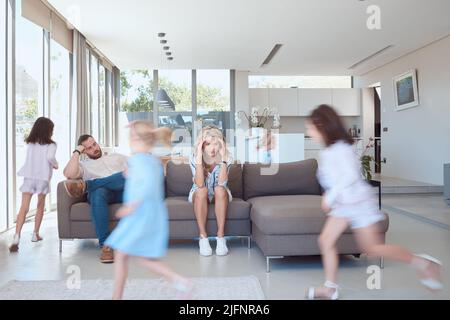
261,44,283,67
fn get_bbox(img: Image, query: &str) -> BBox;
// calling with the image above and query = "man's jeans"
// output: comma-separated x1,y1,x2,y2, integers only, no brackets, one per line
86,172,125,247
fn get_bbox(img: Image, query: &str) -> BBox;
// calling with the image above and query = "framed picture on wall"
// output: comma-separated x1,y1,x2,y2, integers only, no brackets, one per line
393,69,419,111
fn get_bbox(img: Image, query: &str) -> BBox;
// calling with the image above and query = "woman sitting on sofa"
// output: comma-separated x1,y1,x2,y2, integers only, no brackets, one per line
189,126,233,257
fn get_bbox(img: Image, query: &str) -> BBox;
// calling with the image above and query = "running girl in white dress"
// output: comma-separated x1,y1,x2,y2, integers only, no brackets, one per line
305,104,443,300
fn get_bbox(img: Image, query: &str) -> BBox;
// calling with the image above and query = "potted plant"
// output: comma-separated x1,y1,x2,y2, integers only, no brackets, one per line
360,137,376,181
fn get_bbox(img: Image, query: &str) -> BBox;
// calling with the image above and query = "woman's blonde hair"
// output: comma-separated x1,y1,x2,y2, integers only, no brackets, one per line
128,121,172,148
194,125,225,155
194,125,229,172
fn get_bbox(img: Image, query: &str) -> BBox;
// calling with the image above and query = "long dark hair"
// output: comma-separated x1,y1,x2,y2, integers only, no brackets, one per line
25,117,55,145
309,104,354,147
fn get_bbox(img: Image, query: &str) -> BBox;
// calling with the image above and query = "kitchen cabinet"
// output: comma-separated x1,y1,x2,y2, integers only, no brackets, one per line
249,88,361,117
249,88,269,109
268,88,298,116
298,89,333,116
332,88,361,116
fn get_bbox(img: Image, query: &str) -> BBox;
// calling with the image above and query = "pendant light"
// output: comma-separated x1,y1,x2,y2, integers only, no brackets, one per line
156,33,175,110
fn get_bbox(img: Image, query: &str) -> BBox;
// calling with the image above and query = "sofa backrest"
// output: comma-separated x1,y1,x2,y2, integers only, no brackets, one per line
242,159,322,200
165,161,243,199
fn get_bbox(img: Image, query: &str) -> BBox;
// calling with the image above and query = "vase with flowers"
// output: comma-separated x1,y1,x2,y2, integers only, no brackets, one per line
235,107,281,135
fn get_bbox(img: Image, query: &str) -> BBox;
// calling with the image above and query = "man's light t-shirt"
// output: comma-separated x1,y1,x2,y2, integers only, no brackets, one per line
80,153,128,181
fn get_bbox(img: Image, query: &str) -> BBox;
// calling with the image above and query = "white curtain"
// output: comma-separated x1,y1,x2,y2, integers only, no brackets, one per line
72,30,90,147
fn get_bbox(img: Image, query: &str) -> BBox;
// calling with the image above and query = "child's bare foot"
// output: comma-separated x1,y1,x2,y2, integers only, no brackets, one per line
31,232,43,242
173,278,195,300
9,234,20,253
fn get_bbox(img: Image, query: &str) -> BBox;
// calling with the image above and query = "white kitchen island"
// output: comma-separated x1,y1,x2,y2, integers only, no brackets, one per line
245,132,305,164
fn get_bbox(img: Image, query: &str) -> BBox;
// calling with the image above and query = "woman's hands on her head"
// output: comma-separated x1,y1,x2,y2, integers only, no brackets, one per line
218,138,228,162
196,137,204,164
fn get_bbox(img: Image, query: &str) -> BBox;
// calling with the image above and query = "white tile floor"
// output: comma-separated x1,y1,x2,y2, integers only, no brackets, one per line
0,195,449,300
372,174,441,188
382,194,450,227
372,174,443,194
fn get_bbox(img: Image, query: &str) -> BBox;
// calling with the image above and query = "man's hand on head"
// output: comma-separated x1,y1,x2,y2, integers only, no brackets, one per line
76,145,85,154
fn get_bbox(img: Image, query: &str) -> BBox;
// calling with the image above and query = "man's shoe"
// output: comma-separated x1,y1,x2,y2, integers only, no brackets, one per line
63,180,86,198
100,246,114,263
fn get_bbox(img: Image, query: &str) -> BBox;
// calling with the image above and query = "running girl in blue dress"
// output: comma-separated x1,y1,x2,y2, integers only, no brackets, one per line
105,120,192,300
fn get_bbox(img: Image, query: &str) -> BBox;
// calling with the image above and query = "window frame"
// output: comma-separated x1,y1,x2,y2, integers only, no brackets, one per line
1,0,120,233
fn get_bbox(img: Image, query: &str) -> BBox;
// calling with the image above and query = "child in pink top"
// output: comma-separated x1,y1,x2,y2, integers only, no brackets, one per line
9,117,58,252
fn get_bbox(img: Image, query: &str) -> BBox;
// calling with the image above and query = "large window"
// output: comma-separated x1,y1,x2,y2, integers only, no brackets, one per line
2,0,119,233
49,40,70,207
89,54,99,142
158,70,193,149
106,69,113,146
119,69,235,151
15,0,44,214
0,0,7,231
117,70,154,153
249,75,352,88
196,70,231,136
86,52,109,146
98,65,107,145
120,70,154,114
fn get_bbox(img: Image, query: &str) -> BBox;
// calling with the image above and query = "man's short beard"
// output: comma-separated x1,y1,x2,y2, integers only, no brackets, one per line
88,149,103,160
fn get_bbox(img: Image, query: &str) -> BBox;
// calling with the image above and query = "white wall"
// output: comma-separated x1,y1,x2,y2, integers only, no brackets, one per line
354,35,450,185
361,88,375,172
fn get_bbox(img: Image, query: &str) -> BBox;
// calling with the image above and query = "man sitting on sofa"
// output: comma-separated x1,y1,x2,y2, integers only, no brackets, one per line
63,134,127,263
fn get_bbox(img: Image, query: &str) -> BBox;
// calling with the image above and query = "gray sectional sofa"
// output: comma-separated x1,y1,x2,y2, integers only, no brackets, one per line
57,159,389,272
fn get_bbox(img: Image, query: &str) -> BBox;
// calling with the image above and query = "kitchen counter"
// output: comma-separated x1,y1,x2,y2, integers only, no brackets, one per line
304,137,363,140
245,133,305,164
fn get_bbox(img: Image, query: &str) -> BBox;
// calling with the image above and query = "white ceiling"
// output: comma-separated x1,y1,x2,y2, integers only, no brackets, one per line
47,0,450,75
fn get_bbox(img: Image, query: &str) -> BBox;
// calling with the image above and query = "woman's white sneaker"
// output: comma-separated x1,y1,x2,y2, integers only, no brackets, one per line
216,237,228,256
199,237,212,256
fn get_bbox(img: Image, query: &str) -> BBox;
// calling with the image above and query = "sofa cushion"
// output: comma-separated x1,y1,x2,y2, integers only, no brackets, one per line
249,195,389,235
70,203,121,221
166,196,250,220
165,161,243,199
243,159,322,200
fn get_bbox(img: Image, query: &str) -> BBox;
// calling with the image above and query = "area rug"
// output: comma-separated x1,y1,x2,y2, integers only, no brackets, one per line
0,276,265,300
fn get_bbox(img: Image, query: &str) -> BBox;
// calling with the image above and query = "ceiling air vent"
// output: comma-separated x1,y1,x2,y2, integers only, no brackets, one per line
261,44,283,67
348,45,394,69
